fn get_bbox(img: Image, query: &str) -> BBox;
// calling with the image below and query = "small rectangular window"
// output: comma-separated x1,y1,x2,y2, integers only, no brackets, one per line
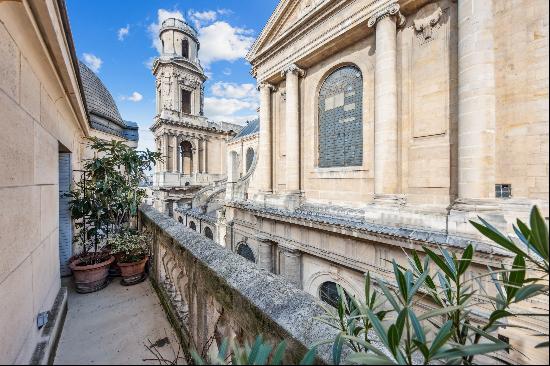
181,90,192,114
495,184,512,198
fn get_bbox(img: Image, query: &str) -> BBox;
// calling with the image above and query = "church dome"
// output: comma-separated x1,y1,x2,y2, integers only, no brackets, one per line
78,61,138,142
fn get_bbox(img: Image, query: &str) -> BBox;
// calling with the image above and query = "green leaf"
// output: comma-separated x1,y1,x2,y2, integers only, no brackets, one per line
270,341,287,365
506,255,526,301
458,244,473,275
408,267,429,302
254,343,273,365
530,206,549,260
346,353,395,365
417,305,464,321
409,309,425,343
423,246,455,280
489,309,513,324
429,320,453,354
433,342,508,360
514,284,548,302
378,280,401,312
332,332,344,365
388,325,399,355
299,347,317,365
367,309,389,348
471,218,526,258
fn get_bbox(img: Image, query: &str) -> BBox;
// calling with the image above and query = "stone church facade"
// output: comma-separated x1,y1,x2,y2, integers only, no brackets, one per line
220,0,548,363
150,18,242,215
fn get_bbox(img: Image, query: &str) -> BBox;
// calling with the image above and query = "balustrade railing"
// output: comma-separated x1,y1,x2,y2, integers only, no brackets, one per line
139,204,335,363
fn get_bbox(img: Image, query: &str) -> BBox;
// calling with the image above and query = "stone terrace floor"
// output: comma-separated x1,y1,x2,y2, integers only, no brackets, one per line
54,278,183,365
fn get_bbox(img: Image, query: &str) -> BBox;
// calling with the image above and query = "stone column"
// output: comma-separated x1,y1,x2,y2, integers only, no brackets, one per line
171,134,178,173
256,235,273,272
281,64,306,193
258,82,276,192
202,139,208,174
192,139,199,175
368,4,404,197
457,0,496,199
281,246,302,288
163,133,170,172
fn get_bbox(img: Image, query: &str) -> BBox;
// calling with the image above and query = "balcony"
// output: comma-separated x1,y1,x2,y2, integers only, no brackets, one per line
153,172,225,189
39,205,336,364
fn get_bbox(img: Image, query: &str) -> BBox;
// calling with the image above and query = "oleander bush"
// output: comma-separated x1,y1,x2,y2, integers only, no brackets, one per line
320,206,549,365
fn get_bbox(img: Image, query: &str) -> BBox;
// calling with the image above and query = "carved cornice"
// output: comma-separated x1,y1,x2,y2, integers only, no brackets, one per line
281,63,306,78
367,3,406,28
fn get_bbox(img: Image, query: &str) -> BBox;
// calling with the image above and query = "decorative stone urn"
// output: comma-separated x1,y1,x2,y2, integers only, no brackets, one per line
117,256,149,285
69,256,115,293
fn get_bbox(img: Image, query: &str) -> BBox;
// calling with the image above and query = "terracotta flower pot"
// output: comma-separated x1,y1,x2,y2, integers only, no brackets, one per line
117,256,149,285
69,256,115,293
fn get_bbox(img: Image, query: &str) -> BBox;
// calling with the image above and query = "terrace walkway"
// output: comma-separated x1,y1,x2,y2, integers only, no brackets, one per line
54,278,182,365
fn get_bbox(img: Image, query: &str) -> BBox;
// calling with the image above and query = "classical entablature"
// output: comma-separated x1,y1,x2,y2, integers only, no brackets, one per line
247,0,414,83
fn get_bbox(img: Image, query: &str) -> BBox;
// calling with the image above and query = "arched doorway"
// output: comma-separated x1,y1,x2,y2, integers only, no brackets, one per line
180,141,193,175
189,221,196,231
236,242,255,262
204,227,214,240
178,217,183,224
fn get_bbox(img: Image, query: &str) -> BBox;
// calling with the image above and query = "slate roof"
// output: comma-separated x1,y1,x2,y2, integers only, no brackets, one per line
79,61,139,142
233,119,259,140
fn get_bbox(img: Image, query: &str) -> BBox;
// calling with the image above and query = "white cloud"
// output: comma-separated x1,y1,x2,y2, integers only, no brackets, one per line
211,82,257,100
144,56,156,69
204,96,258,124
121,92,143,102
82,53,102,72
117,25,130,41
198,21,255,66
188,10,218,28
148,9,184,53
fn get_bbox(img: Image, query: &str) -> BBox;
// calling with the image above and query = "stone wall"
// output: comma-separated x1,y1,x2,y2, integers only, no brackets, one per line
0,0,88,363
139,204,337,364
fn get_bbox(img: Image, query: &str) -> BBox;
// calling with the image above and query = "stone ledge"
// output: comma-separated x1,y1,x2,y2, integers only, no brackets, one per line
139,204,339,364
29,287,68,365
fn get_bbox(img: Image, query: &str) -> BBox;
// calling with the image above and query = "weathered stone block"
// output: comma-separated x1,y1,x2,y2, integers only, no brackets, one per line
20,56,40,121
0,22,20,101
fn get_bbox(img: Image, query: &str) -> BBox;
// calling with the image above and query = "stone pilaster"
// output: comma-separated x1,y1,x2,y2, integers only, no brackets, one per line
256,235,273,272
457,0,496,199
369,3,404,198
281,64,306,193
258,82,276,192
280,245,302,288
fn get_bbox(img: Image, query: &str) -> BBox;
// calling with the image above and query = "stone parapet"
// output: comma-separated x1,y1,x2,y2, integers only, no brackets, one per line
138,204,338,364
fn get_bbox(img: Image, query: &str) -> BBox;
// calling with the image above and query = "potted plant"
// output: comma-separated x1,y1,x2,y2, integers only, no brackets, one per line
67,138,161,292
109,231,151,285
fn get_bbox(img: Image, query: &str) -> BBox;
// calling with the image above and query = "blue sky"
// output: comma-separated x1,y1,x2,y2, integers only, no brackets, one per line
66,0,279,152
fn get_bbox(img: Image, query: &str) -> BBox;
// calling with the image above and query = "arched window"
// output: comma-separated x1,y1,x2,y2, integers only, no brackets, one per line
245,148,255,172
318,65,363,168
180,141,193,175
319,281,351,308
204,227,214,240
189,221,196,231
178,217,183,224
236,242,255,262
182,39,189,59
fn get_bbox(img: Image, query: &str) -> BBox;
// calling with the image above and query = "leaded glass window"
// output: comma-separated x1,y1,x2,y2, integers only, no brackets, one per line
245,148,255,172
318,66,363,168
319,281,351,308
237,242,255,263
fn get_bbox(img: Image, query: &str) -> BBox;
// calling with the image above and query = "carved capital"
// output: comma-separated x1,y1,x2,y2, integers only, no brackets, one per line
257,82,277,92
367,3,406,28
281,63,306,78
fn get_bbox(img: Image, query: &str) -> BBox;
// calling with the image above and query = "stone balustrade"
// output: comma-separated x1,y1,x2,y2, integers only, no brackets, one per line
153,172,224,188
138,204,337,364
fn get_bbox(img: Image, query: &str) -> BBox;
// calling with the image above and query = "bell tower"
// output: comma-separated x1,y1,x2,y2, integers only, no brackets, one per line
153,18,207,123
